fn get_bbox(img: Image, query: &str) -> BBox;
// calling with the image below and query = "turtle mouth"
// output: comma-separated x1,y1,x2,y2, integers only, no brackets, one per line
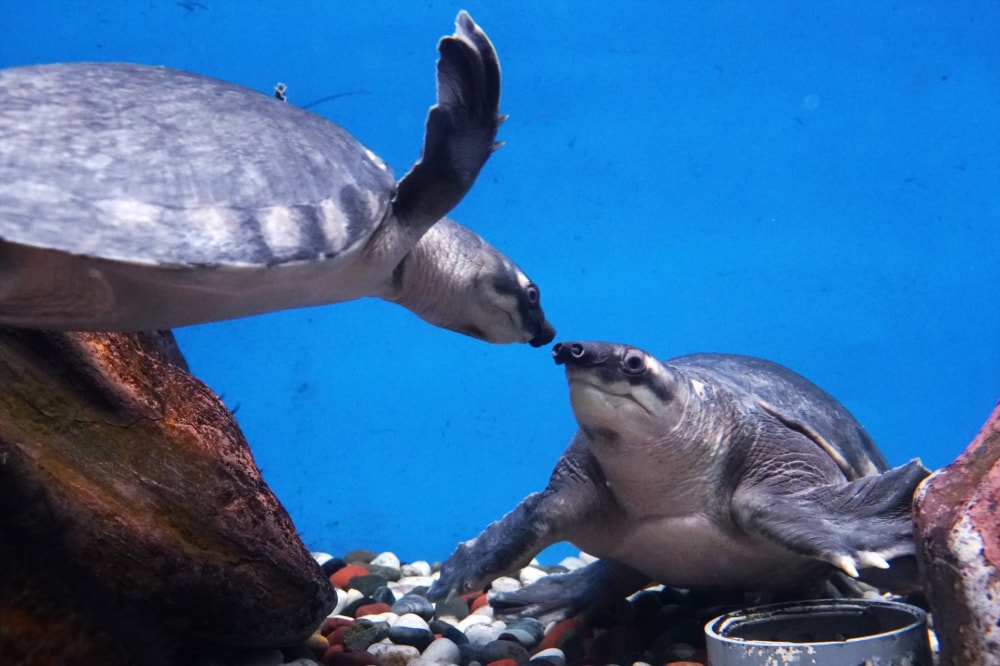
529,320,556,347
566,374,654,415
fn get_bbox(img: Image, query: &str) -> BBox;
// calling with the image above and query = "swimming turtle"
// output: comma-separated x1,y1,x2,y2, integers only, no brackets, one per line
0,12,555,346
429,341,929,620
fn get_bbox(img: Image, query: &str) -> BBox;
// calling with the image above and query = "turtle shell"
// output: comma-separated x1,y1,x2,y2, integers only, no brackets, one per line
0,62,396,267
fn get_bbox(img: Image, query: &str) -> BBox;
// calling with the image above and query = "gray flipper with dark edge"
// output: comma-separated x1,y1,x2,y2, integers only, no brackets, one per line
391,11,504,230
732,458,930,578
429,436,603,600
490,559,650,625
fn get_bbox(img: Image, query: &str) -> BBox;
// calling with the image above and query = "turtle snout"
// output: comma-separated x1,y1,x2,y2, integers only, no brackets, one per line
529,320,557,347
552,341,607,367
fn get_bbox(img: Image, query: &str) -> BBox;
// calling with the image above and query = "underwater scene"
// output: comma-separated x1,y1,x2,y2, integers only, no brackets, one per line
2,0,996,566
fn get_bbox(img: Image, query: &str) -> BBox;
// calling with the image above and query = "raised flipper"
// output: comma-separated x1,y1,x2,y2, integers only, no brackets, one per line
490,559,650,624
392,11,504,230
733,458,930,578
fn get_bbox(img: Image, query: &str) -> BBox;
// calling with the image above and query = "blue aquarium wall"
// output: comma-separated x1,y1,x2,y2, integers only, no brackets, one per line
2,1,997,564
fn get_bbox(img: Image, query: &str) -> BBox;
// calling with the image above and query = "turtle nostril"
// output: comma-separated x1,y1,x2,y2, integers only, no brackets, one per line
569,343,585,359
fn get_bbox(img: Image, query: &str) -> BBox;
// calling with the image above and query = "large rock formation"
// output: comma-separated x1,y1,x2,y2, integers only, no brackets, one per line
914,400,1000,666
0,328,336,664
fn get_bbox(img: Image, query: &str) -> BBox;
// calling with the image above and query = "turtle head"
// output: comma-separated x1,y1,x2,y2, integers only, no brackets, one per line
553,341,686,441
384,218,555,346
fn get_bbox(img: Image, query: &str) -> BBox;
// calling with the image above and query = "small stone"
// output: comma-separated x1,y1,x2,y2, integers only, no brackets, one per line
284,659,324,666
419,637,462,665
344,548,378,564
368,563,402,582
322,644,380,666
349,574,391,597
306,631,330,655
484,660,519,666
314,552,348,577
433,592,470,621
479,639,529,664
401,560,432,577
342,618,390,651
320,616,355,638
468,592,490,612
389,577,435,596
464,622,502,647
366,642,420,666
557,556,586,571
518,565,548,587
537,618,590,665
394,612,430,631
330,564,369,590
488,576,521,593
388,625,434,652
499,618,545,649
341,596,376,617
353,602,392,618
370,551,401,571
528,647,565,666
391,592,435,620
371,585,397,606
429,619,469,645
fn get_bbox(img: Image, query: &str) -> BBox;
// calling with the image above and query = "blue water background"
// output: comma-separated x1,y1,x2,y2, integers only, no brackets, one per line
2,2,998,564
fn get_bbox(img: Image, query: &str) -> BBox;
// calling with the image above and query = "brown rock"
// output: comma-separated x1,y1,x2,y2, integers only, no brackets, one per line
914,400,1000,666
0,328,336,664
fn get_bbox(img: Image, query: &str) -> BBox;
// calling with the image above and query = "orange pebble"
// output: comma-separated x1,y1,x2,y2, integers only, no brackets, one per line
329,563,369,590
470,593,490,612
484,660,519,666
354,602,392,617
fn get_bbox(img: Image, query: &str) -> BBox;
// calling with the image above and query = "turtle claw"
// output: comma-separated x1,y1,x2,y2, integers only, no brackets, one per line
857,551,891,570
833,555,860,578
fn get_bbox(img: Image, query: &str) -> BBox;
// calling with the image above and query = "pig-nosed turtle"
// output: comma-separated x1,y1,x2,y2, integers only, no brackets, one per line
0,12,555,346
429,341,929,621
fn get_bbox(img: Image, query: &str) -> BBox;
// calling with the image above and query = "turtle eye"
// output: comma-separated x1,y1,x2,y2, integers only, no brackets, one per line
621,349,647,375
525,284,540,306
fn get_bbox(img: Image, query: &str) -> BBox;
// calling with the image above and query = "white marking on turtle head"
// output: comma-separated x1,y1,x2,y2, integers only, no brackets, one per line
363,147,389,171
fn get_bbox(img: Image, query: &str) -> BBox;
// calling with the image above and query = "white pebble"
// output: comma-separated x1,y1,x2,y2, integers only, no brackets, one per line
489,576,522,593
557,556,587,571
394,612,430,631
367,642,420,665
388,576,436,596
401,560,432,577
357,611,398,624
519,565,549,586
464,621,502,646
457,612,494,632
371,551,401,571
329,591,349,617
530,647,566,666
342,588,365,607
415,637,461,665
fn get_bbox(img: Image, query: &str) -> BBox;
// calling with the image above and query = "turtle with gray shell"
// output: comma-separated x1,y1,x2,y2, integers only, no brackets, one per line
0,12,555,347
429,341,929,621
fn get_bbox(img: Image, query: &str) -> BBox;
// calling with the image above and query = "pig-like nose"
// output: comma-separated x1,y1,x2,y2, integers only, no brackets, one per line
552,341,607,367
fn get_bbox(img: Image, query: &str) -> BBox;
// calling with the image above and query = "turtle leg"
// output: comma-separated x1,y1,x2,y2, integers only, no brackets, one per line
391,11,504,230
732,458,930,579
490,559,650,624
429,437,604,601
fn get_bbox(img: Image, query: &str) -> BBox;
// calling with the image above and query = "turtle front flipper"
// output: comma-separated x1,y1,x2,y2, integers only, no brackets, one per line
491,559,650,624
428,489,560,601
392,11,504,231
732,458,930,578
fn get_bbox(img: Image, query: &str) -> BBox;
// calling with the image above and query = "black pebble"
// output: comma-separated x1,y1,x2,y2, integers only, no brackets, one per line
430,619,469,645
347,573,389,597
387,625,434,652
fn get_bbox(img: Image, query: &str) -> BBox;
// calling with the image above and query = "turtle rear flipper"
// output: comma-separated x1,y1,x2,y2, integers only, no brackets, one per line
733,459,930,577
392,11,503,230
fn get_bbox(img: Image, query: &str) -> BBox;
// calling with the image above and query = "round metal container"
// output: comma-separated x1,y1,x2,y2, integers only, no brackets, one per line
704,598,932,665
